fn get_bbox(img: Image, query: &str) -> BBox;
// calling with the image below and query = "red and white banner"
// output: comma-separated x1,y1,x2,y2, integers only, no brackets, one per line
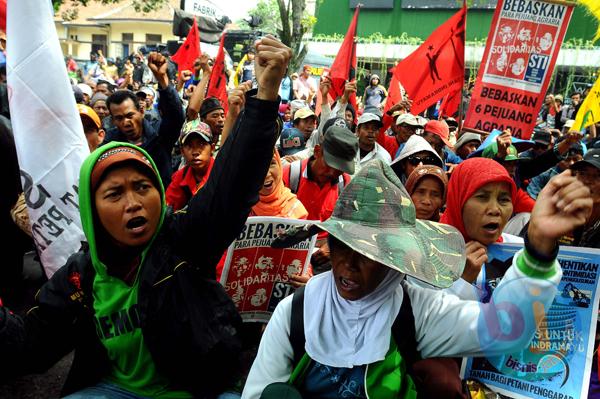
220,217,316,322
464,0,574,139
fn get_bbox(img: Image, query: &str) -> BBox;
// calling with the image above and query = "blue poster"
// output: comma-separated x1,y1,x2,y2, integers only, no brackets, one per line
461,243,600,399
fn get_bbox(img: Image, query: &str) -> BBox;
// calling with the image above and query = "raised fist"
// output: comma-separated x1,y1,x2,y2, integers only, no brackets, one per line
254,35,292,101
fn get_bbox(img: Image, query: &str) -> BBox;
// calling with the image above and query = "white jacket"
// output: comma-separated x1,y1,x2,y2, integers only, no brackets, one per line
242,250,561,398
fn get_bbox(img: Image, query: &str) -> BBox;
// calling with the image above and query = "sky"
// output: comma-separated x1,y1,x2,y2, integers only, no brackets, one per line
214,0,260,22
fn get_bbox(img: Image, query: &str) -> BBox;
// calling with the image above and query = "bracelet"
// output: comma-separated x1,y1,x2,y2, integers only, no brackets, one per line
524,231,559,264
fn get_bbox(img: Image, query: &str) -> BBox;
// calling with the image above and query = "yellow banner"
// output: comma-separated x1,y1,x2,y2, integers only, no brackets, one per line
572,76,600,131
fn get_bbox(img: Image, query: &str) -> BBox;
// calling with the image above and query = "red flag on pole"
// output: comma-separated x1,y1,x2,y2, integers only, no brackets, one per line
389,3,466,116
328,6,360,109
438,88,461,119
171,17,201,74
206,33,228,116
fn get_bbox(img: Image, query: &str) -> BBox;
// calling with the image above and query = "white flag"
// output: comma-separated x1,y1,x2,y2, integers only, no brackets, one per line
8,0,89,277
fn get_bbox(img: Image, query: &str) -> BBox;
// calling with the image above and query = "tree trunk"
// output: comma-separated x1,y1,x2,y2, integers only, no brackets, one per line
288,0,307,73
276,0,291,46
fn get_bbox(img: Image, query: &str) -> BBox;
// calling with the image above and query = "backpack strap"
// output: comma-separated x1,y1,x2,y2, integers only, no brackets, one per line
289,160,302,194
392,285,421,370
289,286,306,366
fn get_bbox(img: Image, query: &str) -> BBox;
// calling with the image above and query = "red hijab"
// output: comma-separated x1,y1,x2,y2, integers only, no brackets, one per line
440,158,516,242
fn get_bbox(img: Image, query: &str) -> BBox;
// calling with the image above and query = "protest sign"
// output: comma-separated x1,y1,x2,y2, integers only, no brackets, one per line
464,0,574,139
461,243,600,399
220,217,316,322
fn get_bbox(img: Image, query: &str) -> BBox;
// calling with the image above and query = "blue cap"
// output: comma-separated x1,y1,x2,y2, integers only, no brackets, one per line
468,129,535,159
279,128,306,156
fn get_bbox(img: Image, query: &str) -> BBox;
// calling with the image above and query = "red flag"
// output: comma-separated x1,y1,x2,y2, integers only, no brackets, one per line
328,6,359,109
206,34,228,116
171,17,201,74
438,88,461,118
0,0,5,32
390,3,466,116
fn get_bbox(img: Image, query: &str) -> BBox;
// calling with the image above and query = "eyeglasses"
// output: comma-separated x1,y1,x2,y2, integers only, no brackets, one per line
407,155,438,166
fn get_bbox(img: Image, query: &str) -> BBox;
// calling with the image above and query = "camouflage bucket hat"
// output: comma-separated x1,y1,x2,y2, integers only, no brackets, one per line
274,159,466,288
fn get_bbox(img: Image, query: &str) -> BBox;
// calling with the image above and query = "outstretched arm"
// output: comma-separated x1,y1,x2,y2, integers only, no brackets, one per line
414,171,592,358
171,36,292,268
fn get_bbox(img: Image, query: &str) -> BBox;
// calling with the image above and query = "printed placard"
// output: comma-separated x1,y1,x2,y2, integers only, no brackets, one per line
464,0,574,139
220,216,316,322
461,244,600,399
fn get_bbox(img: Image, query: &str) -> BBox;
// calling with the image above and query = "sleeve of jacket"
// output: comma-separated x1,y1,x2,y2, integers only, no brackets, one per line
242,295,295,399
526,168,554,200
0,263,80,377
171,90,280,267
157,84,185,148
517,149,561,181
411,249,561,359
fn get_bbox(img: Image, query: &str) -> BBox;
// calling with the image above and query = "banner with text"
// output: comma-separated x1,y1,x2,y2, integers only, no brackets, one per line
464,0,574,139
461,244,600,399
220,217,316,322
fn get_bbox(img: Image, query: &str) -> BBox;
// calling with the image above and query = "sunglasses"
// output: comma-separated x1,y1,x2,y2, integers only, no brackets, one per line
407,155,438,166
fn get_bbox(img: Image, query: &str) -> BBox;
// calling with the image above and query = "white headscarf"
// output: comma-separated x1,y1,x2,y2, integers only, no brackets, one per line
303,269,404,368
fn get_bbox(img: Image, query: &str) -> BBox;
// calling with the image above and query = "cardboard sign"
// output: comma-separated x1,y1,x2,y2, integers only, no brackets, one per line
220,216,316,322
464,0,574,139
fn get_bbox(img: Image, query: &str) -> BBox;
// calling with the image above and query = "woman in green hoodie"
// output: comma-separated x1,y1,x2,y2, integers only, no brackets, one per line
0,36,292,399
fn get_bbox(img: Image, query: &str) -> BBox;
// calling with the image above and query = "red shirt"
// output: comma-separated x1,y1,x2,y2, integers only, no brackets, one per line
282,158,350,222
166,158,215,211
513,188,535,214
377,128,399,159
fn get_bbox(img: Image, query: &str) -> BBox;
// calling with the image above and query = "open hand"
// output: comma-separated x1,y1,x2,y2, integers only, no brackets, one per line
528,170,592,256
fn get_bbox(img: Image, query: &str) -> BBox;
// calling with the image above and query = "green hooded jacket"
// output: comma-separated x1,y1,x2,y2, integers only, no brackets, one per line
78,141,191,398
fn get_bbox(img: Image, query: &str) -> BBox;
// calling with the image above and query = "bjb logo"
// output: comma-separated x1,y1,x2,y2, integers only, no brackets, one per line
476,275,556,356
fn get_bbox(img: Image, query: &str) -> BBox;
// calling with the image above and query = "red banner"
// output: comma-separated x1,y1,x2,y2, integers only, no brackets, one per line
220,217,316,322
464,0,574,139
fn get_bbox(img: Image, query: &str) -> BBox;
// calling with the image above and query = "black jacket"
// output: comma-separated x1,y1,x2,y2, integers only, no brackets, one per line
104,84,185,187
0,91,280,397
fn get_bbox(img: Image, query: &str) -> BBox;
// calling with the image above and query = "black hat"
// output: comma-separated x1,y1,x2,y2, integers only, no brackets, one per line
322,117,350,138
532,129,552,146
72,85,84,104
199,97,224,118
572,148,600,172
320,125,359,175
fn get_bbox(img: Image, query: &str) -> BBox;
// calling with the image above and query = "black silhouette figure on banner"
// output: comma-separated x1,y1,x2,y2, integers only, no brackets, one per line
426,45,442,84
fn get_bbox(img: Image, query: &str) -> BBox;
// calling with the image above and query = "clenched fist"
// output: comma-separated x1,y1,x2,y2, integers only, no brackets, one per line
254,35,292,101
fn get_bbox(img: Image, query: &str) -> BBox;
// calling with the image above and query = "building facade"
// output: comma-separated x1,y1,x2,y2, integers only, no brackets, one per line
54,0,180,60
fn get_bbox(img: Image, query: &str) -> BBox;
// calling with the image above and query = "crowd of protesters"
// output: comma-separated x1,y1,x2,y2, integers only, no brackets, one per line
0,29,599,399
